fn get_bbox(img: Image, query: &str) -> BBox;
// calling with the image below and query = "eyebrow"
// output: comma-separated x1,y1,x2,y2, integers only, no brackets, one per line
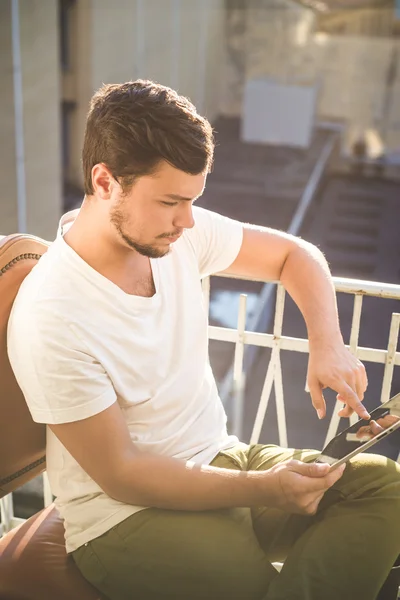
162,193,198,202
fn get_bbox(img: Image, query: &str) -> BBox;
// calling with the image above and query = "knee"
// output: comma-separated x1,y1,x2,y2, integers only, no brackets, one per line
348,453,399,479
345,453,400,499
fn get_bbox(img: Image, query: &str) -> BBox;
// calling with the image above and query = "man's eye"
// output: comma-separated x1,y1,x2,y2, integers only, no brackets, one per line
160,201,178,207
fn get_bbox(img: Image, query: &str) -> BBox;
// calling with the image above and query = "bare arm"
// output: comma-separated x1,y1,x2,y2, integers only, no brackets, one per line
50,402,263,510
224,225,368,419
225,226,341,341
49,402,343,513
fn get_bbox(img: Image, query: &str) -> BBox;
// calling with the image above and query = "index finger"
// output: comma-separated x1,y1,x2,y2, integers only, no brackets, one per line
336,381,370,420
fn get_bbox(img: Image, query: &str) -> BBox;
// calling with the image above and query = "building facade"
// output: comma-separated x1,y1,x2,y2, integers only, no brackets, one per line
2,0,400,240
0,0,226,239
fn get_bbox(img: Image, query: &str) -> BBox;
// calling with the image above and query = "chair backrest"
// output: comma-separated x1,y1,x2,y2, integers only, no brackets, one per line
0,233,50,498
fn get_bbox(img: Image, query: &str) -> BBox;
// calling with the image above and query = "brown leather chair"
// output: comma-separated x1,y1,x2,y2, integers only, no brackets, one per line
0,234,106,600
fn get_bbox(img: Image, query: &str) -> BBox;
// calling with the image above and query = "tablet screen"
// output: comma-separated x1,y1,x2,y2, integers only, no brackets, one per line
317,393,400,466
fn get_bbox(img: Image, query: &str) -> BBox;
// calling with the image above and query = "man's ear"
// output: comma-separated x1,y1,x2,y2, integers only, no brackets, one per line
91,163,115,199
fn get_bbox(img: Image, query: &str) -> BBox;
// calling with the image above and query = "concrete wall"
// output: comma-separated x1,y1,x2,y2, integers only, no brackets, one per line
19,0,62,239
0,1,18,235
64,0,226,190
67,0,93,188
1,0,226,231
90,0,225,120
315,35,400,155
318,7,395,37
223,0,400,155
222,0,316,116
0,0,61,240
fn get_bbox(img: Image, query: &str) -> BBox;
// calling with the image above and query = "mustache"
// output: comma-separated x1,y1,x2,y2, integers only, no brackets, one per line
157,230,183,239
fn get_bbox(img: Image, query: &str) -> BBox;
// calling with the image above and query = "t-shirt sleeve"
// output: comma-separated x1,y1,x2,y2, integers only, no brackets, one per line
184,206,244,278
7,308,117,425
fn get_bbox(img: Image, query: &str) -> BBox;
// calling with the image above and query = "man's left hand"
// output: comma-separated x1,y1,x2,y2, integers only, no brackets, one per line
307,339,369,420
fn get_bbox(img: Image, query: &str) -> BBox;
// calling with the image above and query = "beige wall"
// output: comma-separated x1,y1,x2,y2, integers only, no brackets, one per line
0,0,61,240
222,0,316,117
68,0,93,188
91,2,225,112
201,1,226,121
318,8,395,37
20,0,62,239
0,0,18,235
222,0,400,154
91,0,225,117
1,0,227,230
67,0,226,189
91,0,137,87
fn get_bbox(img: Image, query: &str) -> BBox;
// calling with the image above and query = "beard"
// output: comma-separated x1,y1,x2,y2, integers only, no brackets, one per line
110,205,172,259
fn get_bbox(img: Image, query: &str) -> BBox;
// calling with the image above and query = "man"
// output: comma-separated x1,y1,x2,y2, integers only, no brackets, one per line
7,80,400,600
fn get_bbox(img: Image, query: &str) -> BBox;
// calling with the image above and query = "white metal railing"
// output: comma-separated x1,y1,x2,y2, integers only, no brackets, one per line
216,130,339,411
1,274,399,537
204,274,400,447
0,469,53,537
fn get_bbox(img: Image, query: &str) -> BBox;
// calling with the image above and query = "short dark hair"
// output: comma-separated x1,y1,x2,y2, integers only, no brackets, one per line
82,80,214,195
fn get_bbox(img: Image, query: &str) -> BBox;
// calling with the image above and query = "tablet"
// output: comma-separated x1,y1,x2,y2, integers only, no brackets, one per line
315,392,400,469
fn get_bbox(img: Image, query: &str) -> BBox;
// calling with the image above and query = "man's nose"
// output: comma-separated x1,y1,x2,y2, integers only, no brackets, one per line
174,204,195,230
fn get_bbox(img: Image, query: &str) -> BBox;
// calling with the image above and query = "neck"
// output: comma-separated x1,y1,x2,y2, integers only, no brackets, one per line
62,197,149,283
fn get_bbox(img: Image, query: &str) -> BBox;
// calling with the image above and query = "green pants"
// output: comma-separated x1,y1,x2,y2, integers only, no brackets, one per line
72,443,400,600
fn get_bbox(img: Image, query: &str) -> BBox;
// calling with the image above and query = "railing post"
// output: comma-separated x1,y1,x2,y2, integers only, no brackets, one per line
348,294,364,427
210,274,400,451
272,285,288,447
250,346,278,444
381,313,400,404
250,285,287,445
231,294,247,438
0,493,14,535
324,293,364,445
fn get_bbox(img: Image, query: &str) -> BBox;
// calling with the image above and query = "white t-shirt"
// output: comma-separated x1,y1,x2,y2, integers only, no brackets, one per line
7,206,243,553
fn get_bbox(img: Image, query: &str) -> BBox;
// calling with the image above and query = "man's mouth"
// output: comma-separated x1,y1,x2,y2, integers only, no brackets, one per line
158,231,182,242
163,234,181,243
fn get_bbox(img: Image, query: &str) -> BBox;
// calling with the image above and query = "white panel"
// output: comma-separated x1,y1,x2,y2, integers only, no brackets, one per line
202,0,225,121
241,79,317,148
139,0,173,86
91,0,137,87
91,0,225,120
176,0,201,102
19,0,61,239
0,0,19,234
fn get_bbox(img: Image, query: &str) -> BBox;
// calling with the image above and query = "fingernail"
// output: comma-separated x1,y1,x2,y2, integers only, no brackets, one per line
317,409,324,420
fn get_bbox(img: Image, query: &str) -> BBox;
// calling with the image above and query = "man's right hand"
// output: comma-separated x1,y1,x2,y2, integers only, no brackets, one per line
49,403,347,513
263,460,346,515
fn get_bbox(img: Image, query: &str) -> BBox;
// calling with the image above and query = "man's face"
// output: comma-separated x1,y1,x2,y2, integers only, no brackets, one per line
109,161,206,258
